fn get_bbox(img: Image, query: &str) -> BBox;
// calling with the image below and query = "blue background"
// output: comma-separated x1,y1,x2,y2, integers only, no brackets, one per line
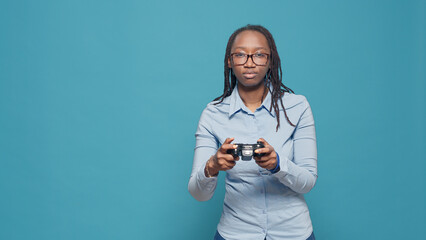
1,0,425,239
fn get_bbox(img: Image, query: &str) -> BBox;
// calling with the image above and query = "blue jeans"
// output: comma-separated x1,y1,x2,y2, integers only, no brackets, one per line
214,230,315,240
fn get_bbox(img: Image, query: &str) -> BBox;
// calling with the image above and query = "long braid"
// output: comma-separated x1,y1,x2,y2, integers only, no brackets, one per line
214,24,295,131
213,30,240,102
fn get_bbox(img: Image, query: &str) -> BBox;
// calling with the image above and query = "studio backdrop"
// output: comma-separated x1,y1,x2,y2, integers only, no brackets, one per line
0,0,425,239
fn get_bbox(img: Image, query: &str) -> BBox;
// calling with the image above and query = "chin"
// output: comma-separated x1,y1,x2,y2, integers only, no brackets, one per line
238,78,265,88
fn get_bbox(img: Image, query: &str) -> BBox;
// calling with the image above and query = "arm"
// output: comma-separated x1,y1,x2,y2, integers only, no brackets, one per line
188,108,240,201
188,110,219,201
273,97,318,194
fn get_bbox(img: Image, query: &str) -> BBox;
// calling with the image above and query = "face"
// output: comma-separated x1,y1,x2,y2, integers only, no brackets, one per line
228,30,271,89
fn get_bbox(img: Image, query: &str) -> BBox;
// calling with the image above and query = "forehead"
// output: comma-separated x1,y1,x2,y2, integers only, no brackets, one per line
232,30,270,51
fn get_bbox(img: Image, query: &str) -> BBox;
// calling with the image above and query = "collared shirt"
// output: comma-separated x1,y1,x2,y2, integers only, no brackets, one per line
188,84,318,240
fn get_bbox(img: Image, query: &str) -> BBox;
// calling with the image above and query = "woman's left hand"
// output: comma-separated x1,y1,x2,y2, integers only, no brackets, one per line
254,138,278,171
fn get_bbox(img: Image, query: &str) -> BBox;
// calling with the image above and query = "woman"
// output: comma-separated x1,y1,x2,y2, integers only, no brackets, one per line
188,24,317,240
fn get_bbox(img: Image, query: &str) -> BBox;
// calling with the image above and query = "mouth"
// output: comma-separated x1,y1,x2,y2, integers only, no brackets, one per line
242,72,258,79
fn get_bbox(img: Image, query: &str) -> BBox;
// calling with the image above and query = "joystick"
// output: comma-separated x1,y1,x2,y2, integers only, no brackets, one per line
227,141,266,161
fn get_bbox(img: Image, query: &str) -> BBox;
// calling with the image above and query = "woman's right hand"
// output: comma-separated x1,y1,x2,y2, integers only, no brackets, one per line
205,137,239,177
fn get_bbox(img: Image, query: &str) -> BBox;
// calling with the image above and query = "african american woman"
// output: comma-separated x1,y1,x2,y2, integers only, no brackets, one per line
188,24,317,240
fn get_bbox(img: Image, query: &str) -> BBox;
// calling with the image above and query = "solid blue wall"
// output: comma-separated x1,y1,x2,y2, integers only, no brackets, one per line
1,0,425,239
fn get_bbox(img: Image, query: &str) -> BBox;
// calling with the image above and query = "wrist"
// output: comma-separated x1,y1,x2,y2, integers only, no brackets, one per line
205,156,219,177
268,151,280,174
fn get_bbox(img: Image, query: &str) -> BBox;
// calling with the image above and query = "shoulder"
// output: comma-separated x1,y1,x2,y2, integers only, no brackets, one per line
280,92,315,125
196,98,230,127
282,92,310,110
201,97,231,116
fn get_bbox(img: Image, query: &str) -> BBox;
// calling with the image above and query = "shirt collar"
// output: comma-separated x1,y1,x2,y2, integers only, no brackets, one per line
228,83,276,118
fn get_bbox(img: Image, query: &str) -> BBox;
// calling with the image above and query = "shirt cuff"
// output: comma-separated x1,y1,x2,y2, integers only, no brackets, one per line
271,155,289,178
268,151,281,174
196,164,217,189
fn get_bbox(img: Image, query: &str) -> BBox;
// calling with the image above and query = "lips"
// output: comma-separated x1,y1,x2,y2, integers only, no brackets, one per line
243,72,258,79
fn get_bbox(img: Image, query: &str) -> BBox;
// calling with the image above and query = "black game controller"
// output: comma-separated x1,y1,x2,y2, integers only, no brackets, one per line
227,141,266,161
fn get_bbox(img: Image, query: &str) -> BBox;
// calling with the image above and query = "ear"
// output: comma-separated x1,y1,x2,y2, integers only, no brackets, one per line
228,57,232,68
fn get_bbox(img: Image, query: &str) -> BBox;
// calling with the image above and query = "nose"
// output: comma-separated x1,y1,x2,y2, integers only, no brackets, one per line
244,55,256,67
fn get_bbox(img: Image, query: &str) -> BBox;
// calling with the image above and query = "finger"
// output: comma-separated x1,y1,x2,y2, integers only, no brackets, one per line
257,160,273,169
218,155,236,164
256,153,276,162
227,154,240,161
227,160,236,168
220,153,236,162
221,143,238,151
220,138,238,153
255,157,268,163
259,155,274,161
257,138,268,145
258,157,267,163
254,153,269,161
219,160,235,170
254,146,272,155
223,137,235,144
218,165,230,171
257,138,274,152
224,152,239,161
256,161,269,168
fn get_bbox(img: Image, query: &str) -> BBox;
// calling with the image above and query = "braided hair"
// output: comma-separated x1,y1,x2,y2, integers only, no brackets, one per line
213,24,295,131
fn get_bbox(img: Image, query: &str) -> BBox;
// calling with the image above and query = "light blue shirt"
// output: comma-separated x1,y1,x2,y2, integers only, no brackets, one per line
188,84,318,240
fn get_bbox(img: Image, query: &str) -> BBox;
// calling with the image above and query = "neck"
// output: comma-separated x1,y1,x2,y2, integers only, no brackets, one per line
237,83,268,112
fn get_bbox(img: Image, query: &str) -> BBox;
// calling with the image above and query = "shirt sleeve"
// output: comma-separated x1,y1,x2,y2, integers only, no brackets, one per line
188,107,219,201
273,97,318,194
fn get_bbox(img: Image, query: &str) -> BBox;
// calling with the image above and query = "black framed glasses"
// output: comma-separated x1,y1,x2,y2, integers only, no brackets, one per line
230,52,270,66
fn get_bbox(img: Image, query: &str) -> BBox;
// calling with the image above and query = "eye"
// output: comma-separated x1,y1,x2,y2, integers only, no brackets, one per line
254,53,267,58
234,53,246,58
